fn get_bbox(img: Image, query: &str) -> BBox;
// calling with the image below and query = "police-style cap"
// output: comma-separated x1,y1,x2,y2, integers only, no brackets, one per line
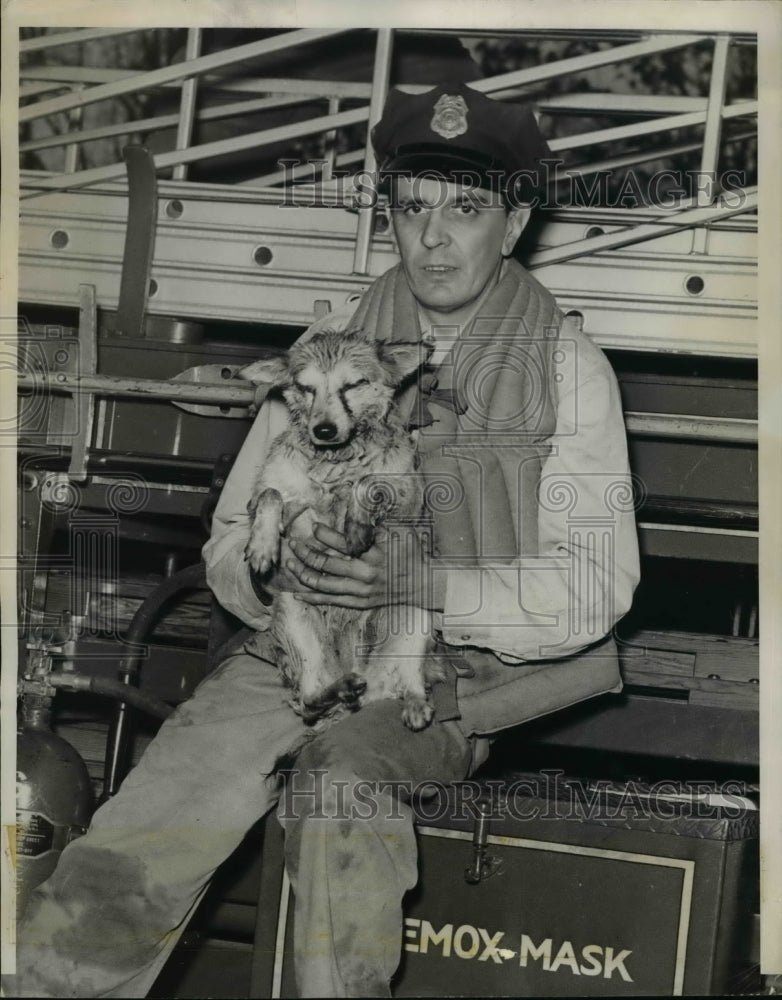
371,81,551,197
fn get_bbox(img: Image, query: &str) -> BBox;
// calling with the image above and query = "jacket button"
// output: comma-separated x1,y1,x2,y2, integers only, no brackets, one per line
460,634,471,642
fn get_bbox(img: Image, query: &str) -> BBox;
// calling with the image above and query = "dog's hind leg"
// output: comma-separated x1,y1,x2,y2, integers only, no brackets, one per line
361,607,442,731
298,673,368,723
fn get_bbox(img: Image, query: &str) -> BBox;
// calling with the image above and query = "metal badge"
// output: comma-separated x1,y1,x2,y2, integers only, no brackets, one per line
430,94,469,139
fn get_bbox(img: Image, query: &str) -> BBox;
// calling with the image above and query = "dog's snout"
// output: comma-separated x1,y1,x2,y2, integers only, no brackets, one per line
312,421,339,442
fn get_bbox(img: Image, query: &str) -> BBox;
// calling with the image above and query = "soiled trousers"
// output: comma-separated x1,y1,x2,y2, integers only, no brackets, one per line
12,650,476,998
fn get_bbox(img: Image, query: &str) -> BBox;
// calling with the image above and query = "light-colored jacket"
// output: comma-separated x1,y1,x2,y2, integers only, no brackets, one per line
203,268,640,736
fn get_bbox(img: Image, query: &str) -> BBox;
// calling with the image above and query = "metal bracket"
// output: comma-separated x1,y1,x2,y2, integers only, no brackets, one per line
67,283,97,481
464,801,504,884
114,144,159,338
201,451,238,534
171,363,253,418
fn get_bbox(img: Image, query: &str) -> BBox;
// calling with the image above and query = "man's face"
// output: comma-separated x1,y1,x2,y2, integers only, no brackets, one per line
390,176,529,322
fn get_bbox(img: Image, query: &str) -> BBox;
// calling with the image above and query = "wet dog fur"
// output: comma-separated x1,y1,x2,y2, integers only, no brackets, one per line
241,329,443,731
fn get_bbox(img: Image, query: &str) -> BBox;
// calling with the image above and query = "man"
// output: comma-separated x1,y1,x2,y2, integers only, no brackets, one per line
13,82,639,998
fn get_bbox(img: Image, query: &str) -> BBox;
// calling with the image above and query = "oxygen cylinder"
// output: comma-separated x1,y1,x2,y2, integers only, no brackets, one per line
16,694,94,918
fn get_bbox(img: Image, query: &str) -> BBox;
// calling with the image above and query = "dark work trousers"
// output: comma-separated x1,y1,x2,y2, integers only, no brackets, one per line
13,650,477,998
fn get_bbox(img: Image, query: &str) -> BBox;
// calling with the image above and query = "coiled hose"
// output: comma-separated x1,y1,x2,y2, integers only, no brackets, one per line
101,561,208,798
46,562,208,722
117,561,208,689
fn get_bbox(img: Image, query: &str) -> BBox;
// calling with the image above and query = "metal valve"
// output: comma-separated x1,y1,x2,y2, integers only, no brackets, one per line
464,800,503,884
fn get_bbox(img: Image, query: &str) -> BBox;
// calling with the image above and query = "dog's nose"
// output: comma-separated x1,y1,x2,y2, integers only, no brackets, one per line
312,421,338,441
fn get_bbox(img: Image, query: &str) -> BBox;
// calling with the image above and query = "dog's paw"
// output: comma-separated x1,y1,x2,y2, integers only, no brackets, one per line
344,518,375,558
401,696,434,731
299,673,367,723
336,672,368,708
245,524,281,575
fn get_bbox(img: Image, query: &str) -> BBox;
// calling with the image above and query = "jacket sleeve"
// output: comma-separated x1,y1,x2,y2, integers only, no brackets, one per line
435,334,641,663
201,397,289,630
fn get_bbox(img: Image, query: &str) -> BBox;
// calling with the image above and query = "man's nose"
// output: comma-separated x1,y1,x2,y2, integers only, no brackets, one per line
421,209,449,248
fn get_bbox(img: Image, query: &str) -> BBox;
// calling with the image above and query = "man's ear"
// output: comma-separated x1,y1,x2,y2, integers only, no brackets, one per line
237,355,289,386
502,206,532,257
377,340,432,384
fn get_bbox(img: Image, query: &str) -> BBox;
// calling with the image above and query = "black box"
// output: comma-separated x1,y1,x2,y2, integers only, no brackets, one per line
253,773,759,997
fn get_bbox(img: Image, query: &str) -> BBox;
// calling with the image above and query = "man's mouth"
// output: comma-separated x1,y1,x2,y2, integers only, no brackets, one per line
423,265,456,273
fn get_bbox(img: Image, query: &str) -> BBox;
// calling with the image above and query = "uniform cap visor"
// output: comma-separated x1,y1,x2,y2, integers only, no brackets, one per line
377,145,506,195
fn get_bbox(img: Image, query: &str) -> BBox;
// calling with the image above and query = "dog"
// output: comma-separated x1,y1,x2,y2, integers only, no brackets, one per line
240,329,444,731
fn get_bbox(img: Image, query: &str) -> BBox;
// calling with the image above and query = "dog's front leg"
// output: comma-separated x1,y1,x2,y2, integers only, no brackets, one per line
343,514,375,558
245,487,284,575
342,474,418,557
342,484,378,558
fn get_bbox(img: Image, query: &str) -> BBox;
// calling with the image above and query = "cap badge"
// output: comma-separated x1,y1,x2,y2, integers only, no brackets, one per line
430,94,468,140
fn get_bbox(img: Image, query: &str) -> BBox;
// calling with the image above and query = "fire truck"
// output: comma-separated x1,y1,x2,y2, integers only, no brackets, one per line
11,23,769,997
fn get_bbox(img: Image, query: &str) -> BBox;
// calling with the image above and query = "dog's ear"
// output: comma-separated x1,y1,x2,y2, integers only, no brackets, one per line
377,340,432,384
237,355,289,387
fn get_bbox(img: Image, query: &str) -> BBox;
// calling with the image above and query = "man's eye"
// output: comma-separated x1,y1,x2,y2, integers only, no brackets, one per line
344,378,370,391
294,383,315,395
455,201,478,215
402,204,424,216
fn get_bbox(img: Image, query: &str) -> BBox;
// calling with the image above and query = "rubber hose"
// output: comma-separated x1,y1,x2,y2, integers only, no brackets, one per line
44,564,209,727
48,671,174,720
90,676,174,720
119,561,207,681
96,561,208,726
90,677,174,719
